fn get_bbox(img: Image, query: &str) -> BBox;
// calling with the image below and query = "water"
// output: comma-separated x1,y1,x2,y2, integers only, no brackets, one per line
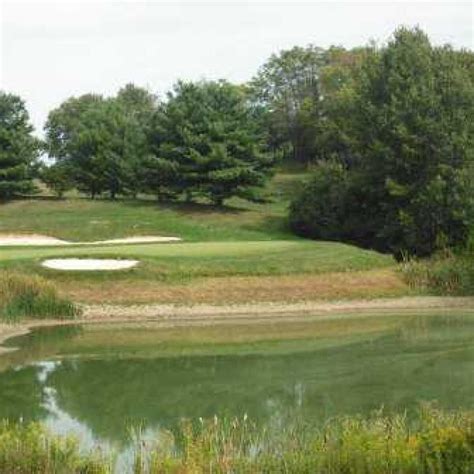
0,312,473,455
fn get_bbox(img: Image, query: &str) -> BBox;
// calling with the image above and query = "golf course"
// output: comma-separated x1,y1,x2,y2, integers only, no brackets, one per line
1,8,474,472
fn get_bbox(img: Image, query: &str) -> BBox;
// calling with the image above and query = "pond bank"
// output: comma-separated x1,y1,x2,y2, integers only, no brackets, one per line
2,295,474,355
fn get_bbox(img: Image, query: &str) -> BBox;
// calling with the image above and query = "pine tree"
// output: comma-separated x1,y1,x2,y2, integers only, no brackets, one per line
0,92,39,200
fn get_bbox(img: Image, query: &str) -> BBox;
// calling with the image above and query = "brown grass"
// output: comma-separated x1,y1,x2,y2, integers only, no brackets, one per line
61,268,408,305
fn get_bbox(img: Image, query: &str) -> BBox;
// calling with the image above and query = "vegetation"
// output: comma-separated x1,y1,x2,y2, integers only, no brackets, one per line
0,272,77,321
2,26,472,258
0,420,109,473
0,406,473,473
401,250,474,296
290,28,474,257
0,92,39,200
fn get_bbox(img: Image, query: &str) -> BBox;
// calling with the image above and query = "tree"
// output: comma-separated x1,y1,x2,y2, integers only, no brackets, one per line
45,91,152,199
40,162,73,198
0,92,39,200
151,80,274,205
290,28,474,257
250,45,328,163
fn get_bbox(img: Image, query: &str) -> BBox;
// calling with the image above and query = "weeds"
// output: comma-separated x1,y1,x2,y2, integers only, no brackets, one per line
2,406,472,473
400,249,474,296
0,272,78,322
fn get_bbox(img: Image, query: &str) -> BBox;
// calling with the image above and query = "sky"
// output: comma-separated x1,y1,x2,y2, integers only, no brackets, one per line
0,1,473,135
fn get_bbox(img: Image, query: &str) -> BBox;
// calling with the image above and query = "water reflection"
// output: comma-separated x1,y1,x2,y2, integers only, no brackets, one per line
0,313,473,451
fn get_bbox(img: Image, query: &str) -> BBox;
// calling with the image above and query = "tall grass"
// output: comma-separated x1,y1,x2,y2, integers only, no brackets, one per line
0,272,78,322
400,250,474,296
2,406,472,473
142,405,474,473
0,421,110,473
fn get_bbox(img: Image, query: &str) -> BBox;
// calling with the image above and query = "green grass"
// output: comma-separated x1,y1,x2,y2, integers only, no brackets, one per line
1,406,473,473
0,171,307,243
0,172,397,298
0,272,78,322
0,240,394,284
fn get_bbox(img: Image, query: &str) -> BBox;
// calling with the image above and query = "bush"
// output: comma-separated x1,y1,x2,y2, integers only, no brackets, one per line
289,161,349,241
400,250,474,296
0,272,78,321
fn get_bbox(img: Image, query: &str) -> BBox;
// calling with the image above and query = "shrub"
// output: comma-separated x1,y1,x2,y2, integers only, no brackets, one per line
0,272,78,322
289,161,349,241
400,250,474,296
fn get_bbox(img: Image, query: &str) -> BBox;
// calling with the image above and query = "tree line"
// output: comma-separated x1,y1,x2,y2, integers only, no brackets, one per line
0,27,473,256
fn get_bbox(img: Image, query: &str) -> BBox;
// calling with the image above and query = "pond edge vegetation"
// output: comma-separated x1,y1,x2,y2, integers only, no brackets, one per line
0,405,473,474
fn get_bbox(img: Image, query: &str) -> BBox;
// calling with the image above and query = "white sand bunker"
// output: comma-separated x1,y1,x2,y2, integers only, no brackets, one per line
0,234,181,246
42,258,139,271
0,234,68,246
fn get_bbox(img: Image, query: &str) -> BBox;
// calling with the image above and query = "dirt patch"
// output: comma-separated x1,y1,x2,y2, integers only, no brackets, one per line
42,258,139,271
81,296,474,323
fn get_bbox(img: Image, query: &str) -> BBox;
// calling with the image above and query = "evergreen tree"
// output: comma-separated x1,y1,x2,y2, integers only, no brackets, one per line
151,80,274,205
0,92,39,200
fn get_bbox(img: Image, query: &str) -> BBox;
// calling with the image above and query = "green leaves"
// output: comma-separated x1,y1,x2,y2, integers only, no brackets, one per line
290,27,474,257
0,92,39,200
150,80,274,205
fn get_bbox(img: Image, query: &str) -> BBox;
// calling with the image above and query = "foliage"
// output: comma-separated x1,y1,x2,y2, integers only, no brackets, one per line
1,406,473,473
401,249,474,296
0,420,110,473
0,272,78,321
250,45,328,163
289,161,349,240
151,80,275,205
290,28,474,257
0,91,40,200
39,163,74,198
44,88,155,199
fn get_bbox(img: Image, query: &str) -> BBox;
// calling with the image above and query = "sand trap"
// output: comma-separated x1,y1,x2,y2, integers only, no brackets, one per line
42,258,139,271
0,234,69,246
0,234,181,246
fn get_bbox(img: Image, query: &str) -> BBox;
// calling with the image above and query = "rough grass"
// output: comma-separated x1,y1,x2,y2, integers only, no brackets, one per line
63,268,408,304
1,406,473,473
0,272,78,322
401,251,474,296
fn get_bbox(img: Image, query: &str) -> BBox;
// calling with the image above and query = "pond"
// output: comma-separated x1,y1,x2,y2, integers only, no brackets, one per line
0,311,473,459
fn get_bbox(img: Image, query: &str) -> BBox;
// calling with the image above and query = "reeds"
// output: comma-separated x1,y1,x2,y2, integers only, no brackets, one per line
0,272,78,321
0,420,110,473
3,405,471,473
400,249,474,296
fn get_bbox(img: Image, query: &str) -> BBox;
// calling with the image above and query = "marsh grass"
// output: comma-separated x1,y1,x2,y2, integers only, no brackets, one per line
0,272,78,322
401,250,474,296
3,406,471,473
142,405,474,473
0,420,110,474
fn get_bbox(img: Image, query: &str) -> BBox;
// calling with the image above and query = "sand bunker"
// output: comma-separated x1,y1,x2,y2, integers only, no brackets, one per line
42,258,139,271
0,234,181,246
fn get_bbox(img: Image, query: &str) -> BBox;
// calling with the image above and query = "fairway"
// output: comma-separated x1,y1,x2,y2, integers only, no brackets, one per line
0,172,402,303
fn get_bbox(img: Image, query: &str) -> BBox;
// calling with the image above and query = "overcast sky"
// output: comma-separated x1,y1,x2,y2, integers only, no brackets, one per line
1,1,472,134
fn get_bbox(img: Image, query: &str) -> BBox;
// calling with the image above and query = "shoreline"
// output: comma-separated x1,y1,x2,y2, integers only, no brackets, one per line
2,295,474,355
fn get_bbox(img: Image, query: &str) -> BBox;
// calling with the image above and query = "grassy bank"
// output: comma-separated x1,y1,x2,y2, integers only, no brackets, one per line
0,172,407,303
0,272,77,322
1,406,473,473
